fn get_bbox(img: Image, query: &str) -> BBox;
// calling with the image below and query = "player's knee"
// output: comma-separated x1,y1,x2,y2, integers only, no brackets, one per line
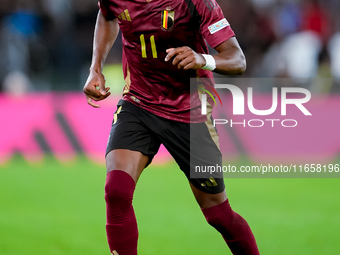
205,212,230,229
105,183,132,206
203,200,234,229
104,170,136,205
204,207,236,241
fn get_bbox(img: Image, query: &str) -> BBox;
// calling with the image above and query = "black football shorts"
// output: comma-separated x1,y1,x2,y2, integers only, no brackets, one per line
106,99,225,194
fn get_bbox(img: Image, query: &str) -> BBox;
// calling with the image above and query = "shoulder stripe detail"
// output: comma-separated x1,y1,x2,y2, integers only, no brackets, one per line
203,0,216,11
184,0,202,26
203,0,211,11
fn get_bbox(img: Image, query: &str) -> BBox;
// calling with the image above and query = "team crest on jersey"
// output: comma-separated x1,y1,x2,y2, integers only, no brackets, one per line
161,9,175,30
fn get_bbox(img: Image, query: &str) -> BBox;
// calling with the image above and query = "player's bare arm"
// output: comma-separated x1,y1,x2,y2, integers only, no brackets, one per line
165,37,246,75
83,11,119,108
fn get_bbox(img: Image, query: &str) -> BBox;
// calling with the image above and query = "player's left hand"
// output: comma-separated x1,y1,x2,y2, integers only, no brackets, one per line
165,47,206,70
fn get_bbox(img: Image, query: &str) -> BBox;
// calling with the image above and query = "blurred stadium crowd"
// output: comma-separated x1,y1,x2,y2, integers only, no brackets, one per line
0,0,339,94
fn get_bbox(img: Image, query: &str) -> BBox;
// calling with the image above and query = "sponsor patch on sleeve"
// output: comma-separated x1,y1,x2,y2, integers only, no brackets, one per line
208,18,230,34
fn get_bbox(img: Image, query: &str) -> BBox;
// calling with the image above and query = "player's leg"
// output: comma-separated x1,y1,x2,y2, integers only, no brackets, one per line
105,149,149,255
155,115,260,255
104,100,161,255
187,117,260,255
190,183,260,255
189,182,227,208
106,149,149,181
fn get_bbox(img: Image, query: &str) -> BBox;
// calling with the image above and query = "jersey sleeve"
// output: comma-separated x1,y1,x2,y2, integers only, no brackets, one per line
193,0,235,48
98,0,115,21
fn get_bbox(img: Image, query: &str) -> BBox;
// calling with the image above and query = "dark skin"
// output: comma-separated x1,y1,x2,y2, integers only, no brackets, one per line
164,38,246,75
84,11,246,209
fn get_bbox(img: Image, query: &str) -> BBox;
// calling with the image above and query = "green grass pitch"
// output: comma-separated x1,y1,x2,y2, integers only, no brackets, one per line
0,156,339,254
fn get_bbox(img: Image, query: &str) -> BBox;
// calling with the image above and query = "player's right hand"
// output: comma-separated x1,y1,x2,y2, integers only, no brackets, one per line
83,70,111,108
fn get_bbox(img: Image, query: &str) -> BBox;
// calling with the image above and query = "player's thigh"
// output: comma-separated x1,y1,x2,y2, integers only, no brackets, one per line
105,100,161,182
160,118,225,194
106,149,149,183
188,119,227,208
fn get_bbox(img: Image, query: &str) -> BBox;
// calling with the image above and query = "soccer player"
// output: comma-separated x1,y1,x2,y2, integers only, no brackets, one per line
83,0,260,254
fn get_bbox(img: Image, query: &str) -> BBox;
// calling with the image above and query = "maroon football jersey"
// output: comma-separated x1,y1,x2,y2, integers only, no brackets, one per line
99,0,235,123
